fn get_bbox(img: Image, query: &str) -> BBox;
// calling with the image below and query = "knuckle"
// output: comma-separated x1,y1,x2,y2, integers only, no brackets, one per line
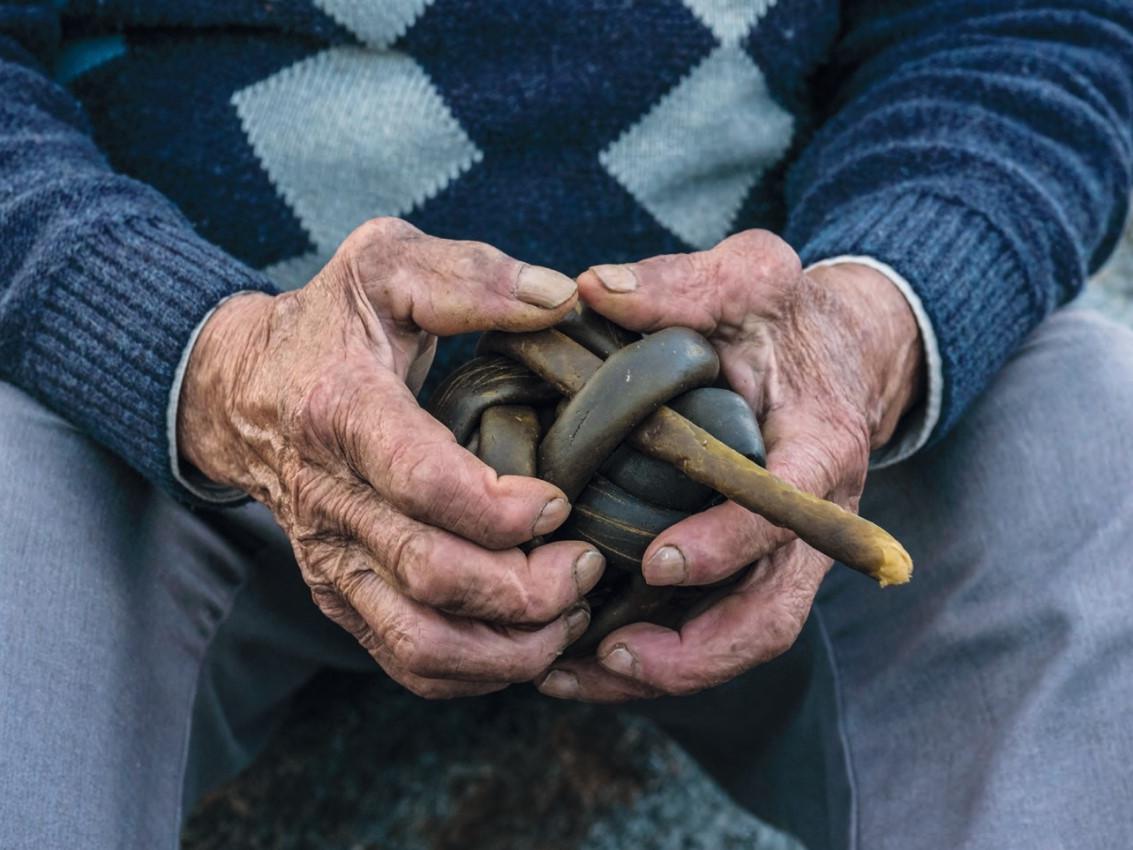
776,442,840,496
498,646,550,683
308,583,347,619
658,670,707,697
384,620,429,671
387,442,498,536
291,369,355,451
394,535,474,616
404,678,448,700
312,486,360,532
728,512,773,561
647,251,719,331
514,581,558,625
348,216,420,250
335,217,422,288
448,240,513,287
387,439,450,500
665,681,700,698
487,496,535,541
264,289,307,337
290,467,333,519
466,562,530,622
764,606,805,659
765,630,796,661
511,657,551,683
664,251,706,293
299,539,358,589
388,527,433,587
721,229,801,279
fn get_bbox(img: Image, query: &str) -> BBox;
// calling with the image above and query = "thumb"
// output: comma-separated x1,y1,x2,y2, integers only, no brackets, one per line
576,229,800,335
576,251,717,335
333,218,579,336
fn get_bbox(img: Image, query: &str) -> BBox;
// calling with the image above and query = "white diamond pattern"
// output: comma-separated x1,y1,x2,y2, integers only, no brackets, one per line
683,0,777,45
600,44,793,250
314,0,433,48
234,0,796,283
233,46,482,289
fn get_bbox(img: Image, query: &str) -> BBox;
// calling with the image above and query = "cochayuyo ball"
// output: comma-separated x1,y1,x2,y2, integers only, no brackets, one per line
428,307,912,656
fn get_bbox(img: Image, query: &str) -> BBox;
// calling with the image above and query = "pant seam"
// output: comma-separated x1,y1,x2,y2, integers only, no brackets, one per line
813,603,860,850
169,568,253,849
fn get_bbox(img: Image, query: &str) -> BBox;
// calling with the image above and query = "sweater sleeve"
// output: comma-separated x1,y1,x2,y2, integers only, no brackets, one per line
785,0,1133,444
0,10,277,503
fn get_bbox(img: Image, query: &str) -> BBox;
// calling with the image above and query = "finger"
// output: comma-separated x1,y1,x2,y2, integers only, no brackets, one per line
640,501,793,588
576,229,800,335
536,659,660,704
339,570,593,683
313,368,572,548
639,407,840,588
387,670,510,700
758,404,870,508
313,489,604,623
596,543,830,695
309,584,509,699
339,218,579,334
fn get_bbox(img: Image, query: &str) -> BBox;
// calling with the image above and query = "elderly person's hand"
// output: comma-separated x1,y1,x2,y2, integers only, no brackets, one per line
177,218,605,698
537,230,923,701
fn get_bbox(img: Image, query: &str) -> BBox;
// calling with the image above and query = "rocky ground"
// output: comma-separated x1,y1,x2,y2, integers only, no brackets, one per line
181,674,801,850
183,222,1133,850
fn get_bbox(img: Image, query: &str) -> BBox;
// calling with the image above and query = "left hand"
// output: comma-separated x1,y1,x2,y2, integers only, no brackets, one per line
536,229,924,701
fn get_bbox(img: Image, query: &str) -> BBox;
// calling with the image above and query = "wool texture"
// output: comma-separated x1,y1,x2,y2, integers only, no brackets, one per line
1,0,1131,502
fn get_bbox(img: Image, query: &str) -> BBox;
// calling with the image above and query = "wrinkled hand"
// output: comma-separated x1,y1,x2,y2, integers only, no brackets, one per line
538,229,923,701
178,218,607,698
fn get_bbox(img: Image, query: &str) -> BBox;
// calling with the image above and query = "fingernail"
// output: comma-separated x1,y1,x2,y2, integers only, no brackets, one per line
573,549,605,595
644,545,687,585
516,265,577,308
601,644,638,678
590,264,638,293
540,669,579,699
565,604,591,642
533,497,570,536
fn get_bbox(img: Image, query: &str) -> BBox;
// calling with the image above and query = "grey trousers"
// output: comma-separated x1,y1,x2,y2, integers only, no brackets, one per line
2,308,1132,850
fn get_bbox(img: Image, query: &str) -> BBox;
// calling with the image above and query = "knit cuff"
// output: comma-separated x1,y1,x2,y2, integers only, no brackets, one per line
787,190,1036,445
16,215,277,504
166,295,250,505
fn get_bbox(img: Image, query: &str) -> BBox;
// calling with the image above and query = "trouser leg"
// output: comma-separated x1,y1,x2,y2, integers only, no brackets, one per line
823,307,1133,849
182,503,372,809
0,382,366,849
636,308,1133,850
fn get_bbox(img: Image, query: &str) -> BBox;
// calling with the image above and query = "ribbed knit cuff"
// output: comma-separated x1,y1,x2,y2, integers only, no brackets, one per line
15,216,277,505
787,190,1037,446
167,295,251,505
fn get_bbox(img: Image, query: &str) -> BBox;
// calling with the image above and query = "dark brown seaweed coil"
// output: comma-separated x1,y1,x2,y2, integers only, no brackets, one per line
428,308,764,656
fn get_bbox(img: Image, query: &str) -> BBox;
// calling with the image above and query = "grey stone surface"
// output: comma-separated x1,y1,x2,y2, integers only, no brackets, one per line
182,675,802,850
183,217,1133,850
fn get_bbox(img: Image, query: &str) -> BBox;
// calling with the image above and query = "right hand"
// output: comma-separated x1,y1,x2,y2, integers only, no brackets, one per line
177,218,605,698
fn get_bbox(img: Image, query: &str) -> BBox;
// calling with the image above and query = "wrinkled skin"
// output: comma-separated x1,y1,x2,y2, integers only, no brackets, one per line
178,218,609,699
537,229,924,701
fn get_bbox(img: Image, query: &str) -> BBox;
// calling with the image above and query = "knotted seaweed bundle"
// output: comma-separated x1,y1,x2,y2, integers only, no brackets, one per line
429,308,912,654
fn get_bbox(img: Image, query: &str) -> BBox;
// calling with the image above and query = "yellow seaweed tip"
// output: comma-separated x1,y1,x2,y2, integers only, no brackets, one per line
874,539,914,587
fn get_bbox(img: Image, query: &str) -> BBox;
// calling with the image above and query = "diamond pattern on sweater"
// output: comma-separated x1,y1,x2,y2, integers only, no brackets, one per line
314,0,433,49
600,43,793,249
233,46,482,288
230,0,788,277
683,0,776,45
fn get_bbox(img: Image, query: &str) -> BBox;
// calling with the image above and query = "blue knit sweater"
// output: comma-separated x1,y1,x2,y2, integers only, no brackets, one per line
2,1,1131,502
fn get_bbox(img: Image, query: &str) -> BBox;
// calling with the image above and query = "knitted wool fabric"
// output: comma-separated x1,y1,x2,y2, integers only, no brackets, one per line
1,0,1131,502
